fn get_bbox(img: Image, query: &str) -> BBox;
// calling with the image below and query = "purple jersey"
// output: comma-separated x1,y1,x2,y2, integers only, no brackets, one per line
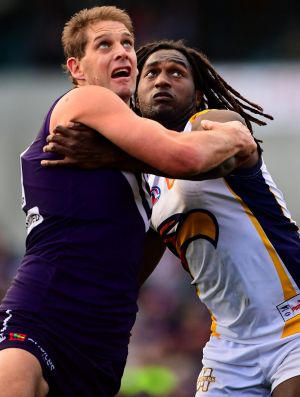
1,96,152,361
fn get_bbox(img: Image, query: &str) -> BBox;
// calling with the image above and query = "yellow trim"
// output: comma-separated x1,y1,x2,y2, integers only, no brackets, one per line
226,182,299,338
210,313,219,337
197,285,219,337
180,213,219,336
189,109,216,123
281,315,300,338
175,211,217,255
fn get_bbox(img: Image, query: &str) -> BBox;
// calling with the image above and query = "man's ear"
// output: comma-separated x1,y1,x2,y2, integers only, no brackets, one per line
67,57,85,82
195,90,203,107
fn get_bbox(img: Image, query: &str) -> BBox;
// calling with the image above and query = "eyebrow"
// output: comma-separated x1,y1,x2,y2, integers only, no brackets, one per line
94,32,134,41
145,59,189,69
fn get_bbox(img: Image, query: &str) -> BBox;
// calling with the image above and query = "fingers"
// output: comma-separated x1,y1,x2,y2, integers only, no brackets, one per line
43,142,69,155
67,122,87,130
53,125,71,135
200,119,215,130
53,126,79,138
54,122,87,135
46,133,67,145
53,125,81,138
41,158,93,169
41,159,74,167
201,119,256,159
200,119,230,131
201,119,251,135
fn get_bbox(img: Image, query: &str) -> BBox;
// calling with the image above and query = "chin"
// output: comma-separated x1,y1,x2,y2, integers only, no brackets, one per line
152,104,174,115
114,86,134,103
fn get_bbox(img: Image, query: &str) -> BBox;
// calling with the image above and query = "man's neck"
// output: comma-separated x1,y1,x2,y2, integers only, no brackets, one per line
120,95,131,106
153,105,197,132
160,117,188,132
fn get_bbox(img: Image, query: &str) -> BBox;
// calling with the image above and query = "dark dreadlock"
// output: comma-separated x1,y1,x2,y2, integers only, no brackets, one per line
135,39,273,134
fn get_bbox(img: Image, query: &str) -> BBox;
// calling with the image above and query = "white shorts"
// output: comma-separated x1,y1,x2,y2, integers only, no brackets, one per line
195,335,300,396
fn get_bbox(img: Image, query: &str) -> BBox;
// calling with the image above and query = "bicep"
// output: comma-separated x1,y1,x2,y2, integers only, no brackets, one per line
51,86,175,168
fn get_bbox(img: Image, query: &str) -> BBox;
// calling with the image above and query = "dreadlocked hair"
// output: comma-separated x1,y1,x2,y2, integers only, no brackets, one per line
135,39,273,134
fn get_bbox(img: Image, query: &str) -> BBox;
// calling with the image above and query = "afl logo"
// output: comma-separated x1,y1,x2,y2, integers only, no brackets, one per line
150,186,161,205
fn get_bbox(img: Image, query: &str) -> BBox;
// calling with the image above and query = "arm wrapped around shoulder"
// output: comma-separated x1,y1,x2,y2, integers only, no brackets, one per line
189,109,258,177
191,110,246,132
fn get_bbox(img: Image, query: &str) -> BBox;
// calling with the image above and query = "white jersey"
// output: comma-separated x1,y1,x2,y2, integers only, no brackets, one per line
148,118,300,345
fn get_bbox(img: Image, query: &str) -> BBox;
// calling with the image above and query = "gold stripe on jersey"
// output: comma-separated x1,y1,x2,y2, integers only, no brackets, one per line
176,210,218,255
283,315,300,338
175,210,218,277
210,314,219,337
189,109,216,123
225,181,297,301
195,283,220,337
226,181,300,338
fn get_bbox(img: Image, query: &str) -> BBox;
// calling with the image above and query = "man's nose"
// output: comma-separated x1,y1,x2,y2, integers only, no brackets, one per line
154,72,171,87
114,43,128,60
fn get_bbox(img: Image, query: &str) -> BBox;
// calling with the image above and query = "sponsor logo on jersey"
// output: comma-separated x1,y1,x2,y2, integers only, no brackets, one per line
277,293,300,321
9,332,27,342
28,337,55,371
197,367,216,392
25,206,44,235
165,178,175,189
150,186,161,205
0,309,12,343
0,309,12,333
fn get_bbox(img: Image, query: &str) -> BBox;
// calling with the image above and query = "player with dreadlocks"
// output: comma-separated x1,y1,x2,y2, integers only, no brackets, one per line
135,39,273,132
42,39,300,397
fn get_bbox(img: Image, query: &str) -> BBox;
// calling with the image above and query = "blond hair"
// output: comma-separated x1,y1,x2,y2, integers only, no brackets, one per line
62,6,134,83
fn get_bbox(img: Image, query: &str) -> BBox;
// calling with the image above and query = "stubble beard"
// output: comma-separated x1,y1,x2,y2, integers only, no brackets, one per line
140,102,196,131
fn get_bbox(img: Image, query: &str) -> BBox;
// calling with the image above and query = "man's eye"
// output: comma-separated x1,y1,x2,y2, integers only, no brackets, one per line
172,70,183,77
123,40,133,48
99,42,110,49
145,71,156,78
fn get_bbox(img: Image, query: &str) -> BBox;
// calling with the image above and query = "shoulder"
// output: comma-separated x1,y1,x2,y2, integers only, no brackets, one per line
190,109,246,131
60,85,120,104
50,85,128,131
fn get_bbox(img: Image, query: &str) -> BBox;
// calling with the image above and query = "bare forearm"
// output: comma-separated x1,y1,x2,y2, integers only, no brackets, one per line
41,126,168,174
53,88,255,177
102,147,161,174
42,127,251,177
117,154,237,179
169,125,253,177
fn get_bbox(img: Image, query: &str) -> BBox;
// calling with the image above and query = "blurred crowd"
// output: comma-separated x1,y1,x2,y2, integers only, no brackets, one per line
1,0,300,69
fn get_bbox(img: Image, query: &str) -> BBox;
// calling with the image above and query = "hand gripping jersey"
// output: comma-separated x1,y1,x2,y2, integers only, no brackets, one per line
1,96,152,360
148,112,300,345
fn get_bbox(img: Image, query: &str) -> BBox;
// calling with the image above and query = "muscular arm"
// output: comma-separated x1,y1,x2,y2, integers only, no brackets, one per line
42,122,161,173
43,108,257,179
48,86,256,178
